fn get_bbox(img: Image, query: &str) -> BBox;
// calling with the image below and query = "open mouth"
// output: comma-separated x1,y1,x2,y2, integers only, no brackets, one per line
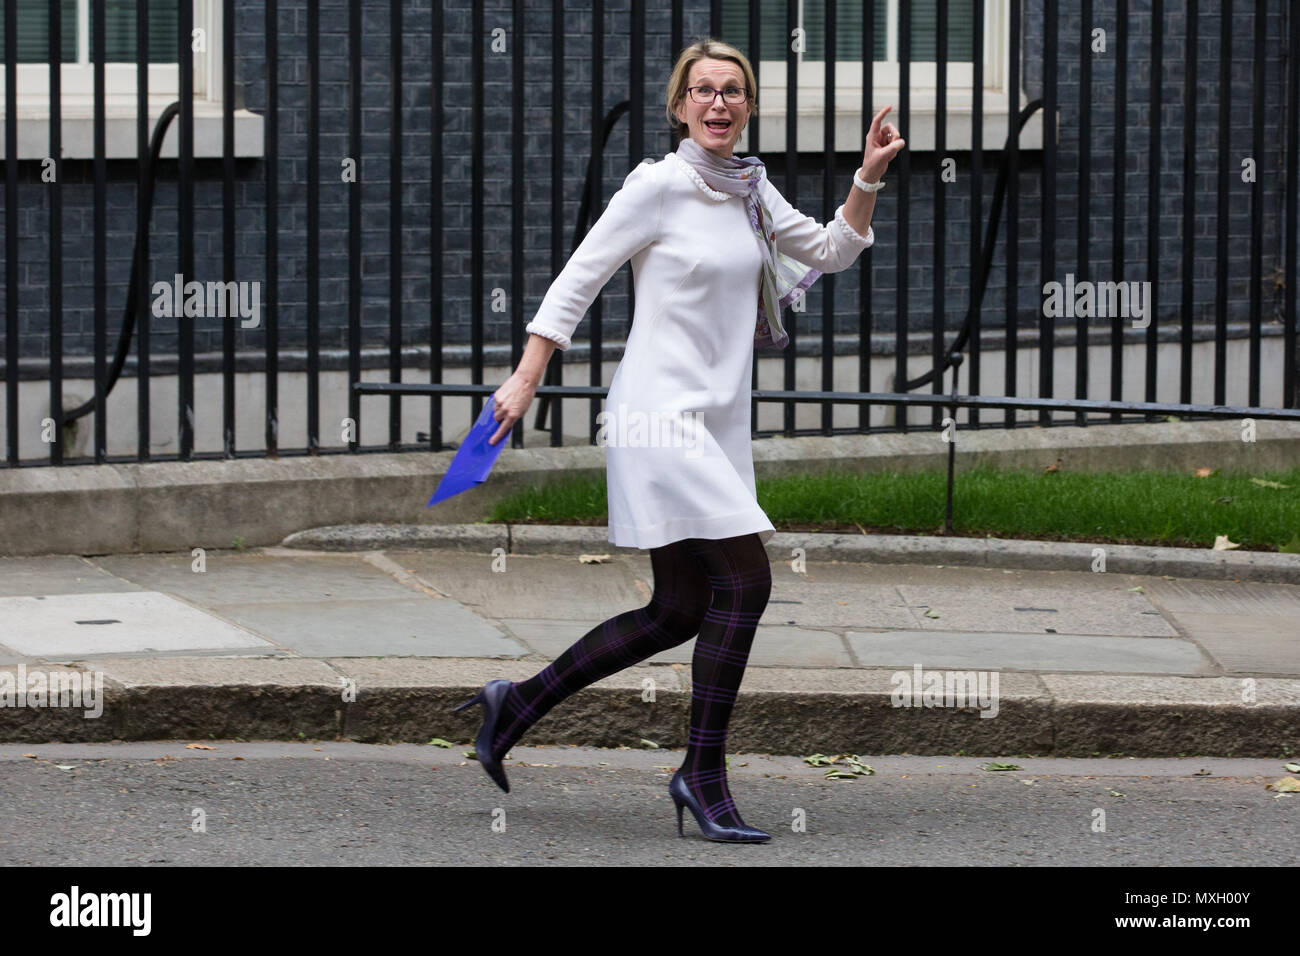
704,120,731,134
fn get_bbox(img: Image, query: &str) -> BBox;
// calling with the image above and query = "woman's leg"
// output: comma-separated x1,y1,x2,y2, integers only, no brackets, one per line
488,539,712,762
677,532,772,830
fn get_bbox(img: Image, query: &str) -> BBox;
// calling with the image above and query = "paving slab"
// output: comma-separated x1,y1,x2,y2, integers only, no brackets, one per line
1155,612,1300,676
207,597,525,658
1143,579,1300,676
91,552,422,603
391,550,649,620
0,591,275,657
844,630,1214,675
0,644,29,665
0,555,140,597
763,583,917,629
893,584,1179,637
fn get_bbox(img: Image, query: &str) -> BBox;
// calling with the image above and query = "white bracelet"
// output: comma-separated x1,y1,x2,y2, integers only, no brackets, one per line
853,168,885,193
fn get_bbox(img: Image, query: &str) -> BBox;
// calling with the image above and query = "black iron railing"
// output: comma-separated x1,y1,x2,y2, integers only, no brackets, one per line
1,0,1297,475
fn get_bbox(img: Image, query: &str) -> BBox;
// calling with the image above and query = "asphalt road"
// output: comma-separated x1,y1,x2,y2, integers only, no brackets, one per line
1,741,1295,867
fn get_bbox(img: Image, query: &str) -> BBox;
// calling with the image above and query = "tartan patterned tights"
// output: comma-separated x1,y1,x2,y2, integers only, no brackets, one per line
490,533,772,830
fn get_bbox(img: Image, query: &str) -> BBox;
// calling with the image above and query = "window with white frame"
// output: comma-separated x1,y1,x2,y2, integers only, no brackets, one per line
720,0,1042,153
0,0,263,160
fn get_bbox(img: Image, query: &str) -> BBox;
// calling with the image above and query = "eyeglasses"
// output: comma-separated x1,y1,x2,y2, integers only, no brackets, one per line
686,85,749,105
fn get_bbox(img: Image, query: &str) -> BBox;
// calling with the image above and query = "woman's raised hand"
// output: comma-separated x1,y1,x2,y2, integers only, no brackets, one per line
862,104,906,182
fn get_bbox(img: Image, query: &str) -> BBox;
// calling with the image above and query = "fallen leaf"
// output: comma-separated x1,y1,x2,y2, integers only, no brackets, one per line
836,756,875,775
1214,496,1233,505
1109,789,1124,797
1127,586,1145,593
185,743,215,750
1266,776,1300,792
981,762,1022,771
1285,762,1300,773
427,738,453,748
578,553,612,564
923,608,941,619
55,765,75,771
1250,478,1290,489
1194,467,1215,478
824,769,860,780
1212,536,1241,551
232,757,244,761
1043,459,1062,474
1192,768,1212,776
804,753,835,767
639,738,660,749
21,753,36,759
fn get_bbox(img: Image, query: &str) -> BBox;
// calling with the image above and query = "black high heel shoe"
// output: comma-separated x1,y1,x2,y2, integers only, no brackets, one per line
452,679,514,793
670,771,771,843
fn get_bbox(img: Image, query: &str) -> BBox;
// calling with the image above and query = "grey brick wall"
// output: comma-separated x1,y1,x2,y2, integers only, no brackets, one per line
1,0,1294,366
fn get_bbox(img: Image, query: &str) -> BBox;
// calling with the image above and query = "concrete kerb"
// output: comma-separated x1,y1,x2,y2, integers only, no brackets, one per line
3,660,1296,756
279,522,1300,585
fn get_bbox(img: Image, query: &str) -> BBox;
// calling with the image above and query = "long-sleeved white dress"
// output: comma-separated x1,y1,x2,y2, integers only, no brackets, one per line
525,149,875,549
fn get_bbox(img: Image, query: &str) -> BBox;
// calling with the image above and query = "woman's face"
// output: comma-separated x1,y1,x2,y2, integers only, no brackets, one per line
674,57,752,159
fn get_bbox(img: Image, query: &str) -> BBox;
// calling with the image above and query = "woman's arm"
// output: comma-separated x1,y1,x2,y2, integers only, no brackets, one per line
523,159,665,350
491,160,664,444
761,104,907,274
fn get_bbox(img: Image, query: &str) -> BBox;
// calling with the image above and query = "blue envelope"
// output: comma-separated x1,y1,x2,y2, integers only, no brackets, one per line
427,393,511,506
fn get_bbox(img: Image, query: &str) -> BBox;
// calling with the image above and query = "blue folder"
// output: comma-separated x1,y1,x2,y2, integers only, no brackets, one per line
427,393,511,506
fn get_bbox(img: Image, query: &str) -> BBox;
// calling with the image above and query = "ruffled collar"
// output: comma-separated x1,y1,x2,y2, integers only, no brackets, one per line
669,151,730,202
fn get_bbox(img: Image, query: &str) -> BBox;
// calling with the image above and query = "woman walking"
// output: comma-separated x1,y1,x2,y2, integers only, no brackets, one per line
454,38,904,843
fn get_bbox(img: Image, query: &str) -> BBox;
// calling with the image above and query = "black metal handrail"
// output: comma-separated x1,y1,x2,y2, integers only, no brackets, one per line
56,102,180,428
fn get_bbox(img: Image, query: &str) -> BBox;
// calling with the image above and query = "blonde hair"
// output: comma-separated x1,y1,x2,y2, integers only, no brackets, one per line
665,38,758,141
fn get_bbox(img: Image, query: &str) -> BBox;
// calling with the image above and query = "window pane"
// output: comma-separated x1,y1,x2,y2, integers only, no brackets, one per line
95,1,179,63
723,1,971,64
0,1,179,63
803,0,888,62
719,0,791,62
906,0,976,62
0,1,77,63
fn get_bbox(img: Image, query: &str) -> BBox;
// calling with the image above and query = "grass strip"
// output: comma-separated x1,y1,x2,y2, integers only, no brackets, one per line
487,466,1300,552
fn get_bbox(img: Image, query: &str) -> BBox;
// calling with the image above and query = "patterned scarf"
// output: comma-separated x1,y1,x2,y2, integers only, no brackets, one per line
675,136,821,350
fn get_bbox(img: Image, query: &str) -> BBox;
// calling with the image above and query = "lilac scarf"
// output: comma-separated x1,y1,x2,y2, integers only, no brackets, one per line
675,136,821,349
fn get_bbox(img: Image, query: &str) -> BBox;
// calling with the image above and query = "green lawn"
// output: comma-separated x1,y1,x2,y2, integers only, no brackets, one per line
487,466,1300,552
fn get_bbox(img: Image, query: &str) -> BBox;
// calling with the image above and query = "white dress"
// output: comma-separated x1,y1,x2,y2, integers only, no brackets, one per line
525,150,875,549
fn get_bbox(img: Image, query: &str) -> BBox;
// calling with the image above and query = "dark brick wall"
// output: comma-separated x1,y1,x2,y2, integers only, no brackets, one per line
1,0,1294,365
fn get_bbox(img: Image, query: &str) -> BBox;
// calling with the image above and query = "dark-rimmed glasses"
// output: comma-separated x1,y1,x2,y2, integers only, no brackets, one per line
685,85,749,105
